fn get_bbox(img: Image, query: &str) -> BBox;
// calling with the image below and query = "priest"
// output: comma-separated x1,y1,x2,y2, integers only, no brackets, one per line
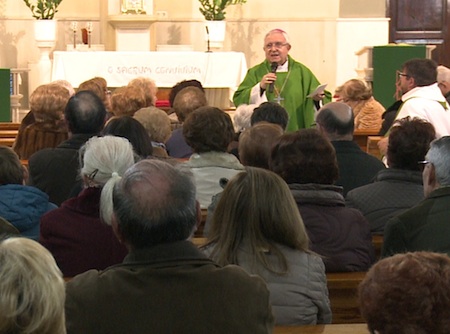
233,29,331,131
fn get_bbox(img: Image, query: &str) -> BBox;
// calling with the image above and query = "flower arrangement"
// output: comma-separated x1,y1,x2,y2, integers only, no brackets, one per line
199,0,247,21
23,0,64,19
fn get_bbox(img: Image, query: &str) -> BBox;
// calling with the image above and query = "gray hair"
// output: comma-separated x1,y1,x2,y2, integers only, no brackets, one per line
80,136,136,224
233,104,257,133
109,159,197,249
437,65,450,84
264,29,291,45
426,136,450,186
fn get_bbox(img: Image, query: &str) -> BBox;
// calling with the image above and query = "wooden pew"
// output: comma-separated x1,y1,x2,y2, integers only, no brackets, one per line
0,122,20,147
372,234,383,260
274,323,369,334
367,135,383,160
193,209,208,237
326,271,366,324
353,129,380,158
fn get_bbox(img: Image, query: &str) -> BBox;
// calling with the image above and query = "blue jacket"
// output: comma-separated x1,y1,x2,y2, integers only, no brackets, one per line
0,184,57,239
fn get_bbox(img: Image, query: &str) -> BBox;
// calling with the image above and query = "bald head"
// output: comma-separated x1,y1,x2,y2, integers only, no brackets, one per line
315,102,354,141
112,159,197,249
173,86,207,122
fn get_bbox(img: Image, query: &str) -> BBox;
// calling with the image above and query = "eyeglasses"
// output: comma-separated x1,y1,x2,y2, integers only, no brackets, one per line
396,70,410,80
418,160,431,172
264,42,289,50
88,168,99,180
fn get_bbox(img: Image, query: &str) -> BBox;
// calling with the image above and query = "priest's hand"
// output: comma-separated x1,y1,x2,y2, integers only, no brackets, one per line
311,92,326,101
260,73,277,90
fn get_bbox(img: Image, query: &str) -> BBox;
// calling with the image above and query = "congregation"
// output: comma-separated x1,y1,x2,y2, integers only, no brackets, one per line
3,28,450,334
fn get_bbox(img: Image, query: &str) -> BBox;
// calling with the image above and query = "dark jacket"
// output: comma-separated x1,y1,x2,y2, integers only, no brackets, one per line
346,168,424,234
28,133,95,206
332,140,386,196
0,184,56,240
166,127,193,159
40,187,127,277
65,241,274,334
290,183,375,272
382,186,450,257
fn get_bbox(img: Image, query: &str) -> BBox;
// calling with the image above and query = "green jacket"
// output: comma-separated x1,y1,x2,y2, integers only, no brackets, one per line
382,186,450,257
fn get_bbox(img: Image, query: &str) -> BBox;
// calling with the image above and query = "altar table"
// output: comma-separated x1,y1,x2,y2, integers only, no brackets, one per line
51,51,248,107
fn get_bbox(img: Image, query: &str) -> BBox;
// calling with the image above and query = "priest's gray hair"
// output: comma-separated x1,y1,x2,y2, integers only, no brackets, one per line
265,29,291,45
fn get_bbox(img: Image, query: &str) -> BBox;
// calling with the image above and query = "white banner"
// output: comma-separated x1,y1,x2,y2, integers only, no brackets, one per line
52,51,248,89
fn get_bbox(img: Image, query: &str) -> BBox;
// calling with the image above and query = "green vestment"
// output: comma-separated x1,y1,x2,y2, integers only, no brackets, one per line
233,55,331,131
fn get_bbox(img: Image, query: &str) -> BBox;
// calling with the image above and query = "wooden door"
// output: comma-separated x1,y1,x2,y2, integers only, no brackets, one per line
387,0,450,66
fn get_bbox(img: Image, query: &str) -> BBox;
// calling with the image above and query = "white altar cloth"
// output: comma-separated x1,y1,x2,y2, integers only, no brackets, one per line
51,51,248,89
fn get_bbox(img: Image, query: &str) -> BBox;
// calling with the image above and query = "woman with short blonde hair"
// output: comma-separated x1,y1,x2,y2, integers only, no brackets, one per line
338,78,384,130
13,83,70,159
0,237,66,334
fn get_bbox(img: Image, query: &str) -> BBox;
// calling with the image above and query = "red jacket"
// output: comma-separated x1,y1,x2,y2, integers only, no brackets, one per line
40,187,127,277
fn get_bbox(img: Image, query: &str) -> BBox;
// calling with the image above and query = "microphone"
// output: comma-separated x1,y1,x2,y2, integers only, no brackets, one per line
205,26,211,53
269,62,278,93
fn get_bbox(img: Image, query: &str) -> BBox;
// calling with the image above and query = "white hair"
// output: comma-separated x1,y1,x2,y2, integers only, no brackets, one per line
426,136,450,186
52,79,75,96
80,136,136,225
0,238,66,334
264,29,291,45
233,104,258,133
437,65,450,84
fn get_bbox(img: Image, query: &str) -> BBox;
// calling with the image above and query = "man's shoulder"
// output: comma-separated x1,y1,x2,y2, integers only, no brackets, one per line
334,141,385,165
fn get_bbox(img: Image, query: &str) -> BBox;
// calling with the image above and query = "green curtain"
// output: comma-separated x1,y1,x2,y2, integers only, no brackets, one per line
372,45,426,108
0,69,11,122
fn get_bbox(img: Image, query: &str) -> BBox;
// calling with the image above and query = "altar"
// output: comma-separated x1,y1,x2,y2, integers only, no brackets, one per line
51,51,248,108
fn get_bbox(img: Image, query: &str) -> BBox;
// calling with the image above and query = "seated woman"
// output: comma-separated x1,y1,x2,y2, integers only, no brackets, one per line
338,78,384,131
270,129,375,272
13,83,70,159
39,136,134,277
203,167,331,325
78,76,112,113
128,77,158,108
110,85,147,117
102,116,153,159
134,107,172,158
183,106,244,208
0,146,56,240
359,252,450,334
0,237,65,333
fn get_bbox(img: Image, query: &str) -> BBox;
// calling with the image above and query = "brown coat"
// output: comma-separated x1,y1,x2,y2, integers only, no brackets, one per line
65,241,274,334
351,97,385,131
13,121,68,160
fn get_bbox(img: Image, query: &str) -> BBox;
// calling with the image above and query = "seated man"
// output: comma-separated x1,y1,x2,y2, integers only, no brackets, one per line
65,159,274,334
346,117,436,234
315,101,385,196
382,136,450,257
28,90,107,205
